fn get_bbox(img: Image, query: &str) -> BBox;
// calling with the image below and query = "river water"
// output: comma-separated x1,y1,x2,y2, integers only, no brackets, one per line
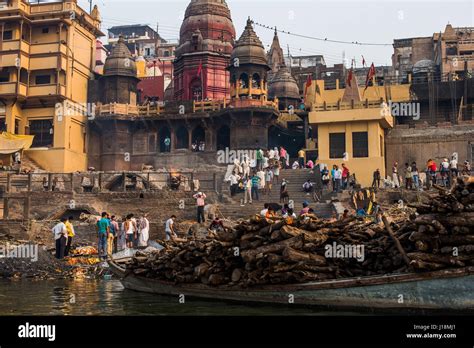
0,279,355,316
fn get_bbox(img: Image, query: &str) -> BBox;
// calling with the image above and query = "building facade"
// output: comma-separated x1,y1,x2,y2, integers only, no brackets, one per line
88,13,280,172
172,0,236,101
0,0,103,172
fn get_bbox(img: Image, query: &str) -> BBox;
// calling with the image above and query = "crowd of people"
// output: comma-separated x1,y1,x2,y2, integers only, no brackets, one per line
225,147,326,205
53,212,151,260
388,157,471,190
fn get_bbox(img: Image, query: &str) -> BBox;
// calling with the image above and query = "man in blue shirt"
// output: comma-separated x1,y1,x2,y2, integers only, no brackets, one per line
251,173,261,201
96,212,110,260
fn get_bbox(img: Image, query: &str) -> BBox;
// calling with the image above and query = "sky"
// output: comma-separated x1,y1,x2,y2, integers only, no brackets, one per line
77,0,474,67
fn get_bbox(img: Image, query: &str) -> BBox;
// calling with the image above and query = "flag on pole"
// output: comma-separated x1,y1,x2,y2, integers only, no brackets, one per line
361,55,366,67
304,74,312,96
346,69,353,87
364,63,376,91
197,61,203,77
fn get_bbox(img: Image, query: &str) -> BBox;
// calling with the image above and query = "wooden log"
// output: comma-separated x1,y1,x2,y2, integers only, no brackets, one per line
257,220,286,236
415,213,474,227
439,235,474,246
282,247,326,265
409,260,446,271
440,245,474,254
382,215,411,266
241,235,304,263
407,252,472,266
280,225,304,238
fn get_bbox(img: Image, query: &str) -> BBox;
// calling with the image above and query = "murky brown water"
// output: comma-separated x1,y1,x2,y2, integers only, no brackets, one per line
0,279,357,316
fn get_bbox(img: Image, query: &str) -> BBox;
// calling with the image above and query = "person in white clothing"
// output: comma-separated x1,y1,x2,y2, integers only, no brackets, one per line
165,215,177,241
124,215,135,249
242,156,250,179
450,156,458,177
334,165,343,192
392,162,400,188
52,218,67,259
243,178,252,205
227,171,241,196
138,213,150,247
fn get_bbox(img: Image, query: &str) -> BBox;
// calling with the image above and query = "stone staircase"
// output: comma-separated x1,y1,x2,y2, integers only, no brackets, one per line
217,169,336,220
21,153,45,173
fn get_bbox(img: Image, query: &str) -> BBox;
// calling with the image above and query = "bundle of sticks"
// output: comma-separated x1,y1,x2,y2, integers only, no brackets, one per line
127,177,474,287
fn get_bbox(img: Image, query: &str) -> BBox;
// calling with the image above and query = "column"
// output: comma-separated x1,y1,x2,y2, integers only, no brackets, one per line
3,198,8,220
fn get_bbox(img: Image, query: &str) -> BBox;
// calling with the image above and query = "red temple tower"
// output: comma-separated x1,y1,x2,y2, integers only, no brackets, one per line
173,0,236,101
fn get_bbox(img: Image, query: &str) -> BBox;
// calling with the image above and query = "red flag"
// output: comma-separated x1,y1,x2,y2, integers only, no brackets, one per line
304,74,312,95
364,63,376,91
197,61,203,77
361,55,366,67
346,69,353,87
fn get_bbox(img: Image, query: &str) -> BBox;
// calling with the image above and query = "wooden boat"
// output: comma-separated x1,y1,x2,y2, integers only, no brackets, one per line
108,259,474,312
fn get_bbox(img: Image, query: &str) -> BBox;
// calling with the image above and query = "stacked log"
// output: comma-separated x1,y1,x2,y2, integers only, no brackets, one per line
407,177,474,270
127,177,474,287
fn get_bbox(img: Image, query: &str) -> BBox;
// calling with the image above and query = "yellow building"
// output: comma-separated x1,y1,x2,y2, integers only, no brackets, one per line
308,78,411,187
0,0,103,172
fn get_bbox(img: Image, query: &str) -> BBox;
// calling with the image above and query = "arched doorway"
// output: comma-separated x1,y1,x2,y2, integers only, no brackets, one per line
252,73,261,89
239,73,249,89
268,125,305,159
159,127,171,152
216,125,230,151
175,126,189,149
192,126,206,151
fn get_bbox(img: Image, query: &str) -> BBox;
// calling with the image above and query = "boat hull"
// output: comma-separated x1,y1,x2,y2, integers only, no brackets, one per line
108,262,474,311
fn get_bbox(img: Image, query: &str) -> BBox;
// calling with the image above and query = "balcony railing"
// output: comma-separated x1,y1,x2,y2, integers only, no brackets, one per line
0,0,28,12
313,99,385,112
30,42,67,55
192,99,229,112
1,1,101,33
0,82,16,95
96,103,165,117
28,84,65,97
95,99,279,118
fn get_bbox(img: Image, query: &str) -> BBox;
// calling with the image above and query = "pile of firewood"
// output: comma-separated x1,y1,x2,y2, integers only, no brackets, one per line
127,177,474,287
406,177,474,271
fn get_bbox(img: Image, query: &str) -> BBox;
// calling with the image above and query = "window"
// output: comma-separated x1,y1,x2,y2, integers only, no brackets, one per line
35,75,51,85
42,27,49,34
329,133,345,159
29,119,53,148
0,69,9,83
2,30,13,41
0,118,6,132
352,132,369,158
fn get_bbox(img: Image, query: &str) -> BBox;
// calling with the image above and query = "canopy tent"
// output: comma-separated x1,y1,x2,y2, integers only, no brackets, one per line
0,132,34,168
0,132,34,155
